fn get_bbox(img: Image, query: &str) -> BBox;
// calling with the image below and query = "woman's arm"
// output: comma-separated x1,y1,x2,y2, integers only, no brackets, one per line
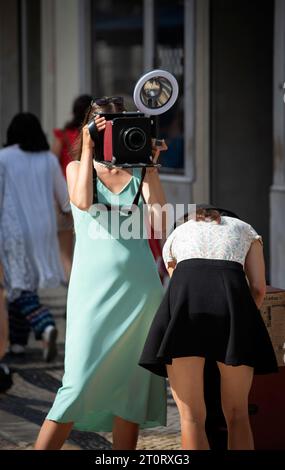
142,141,168,241
167,260,177,278
244,240,266,309
162,230,177,277
66,125,94,210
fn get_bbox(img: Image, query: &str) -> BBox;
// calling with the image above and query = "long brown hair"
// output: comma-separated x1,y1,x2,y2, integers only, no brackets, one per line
64,94,92,130
195,208,221,224
73,97,126,161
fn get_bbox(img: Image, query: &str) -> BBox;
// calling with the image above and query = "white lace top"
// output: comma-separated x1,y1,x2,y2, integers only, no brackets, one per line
162,216,262,267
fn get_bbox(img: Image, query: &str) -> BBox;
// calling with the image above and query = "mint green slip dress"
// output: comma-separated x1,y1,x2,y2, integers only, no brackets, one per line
46,168,167,432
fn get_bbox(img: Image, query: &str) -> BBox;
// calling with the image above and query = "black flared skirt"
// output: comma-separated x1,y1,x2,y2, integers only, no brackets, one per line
139,259,278,377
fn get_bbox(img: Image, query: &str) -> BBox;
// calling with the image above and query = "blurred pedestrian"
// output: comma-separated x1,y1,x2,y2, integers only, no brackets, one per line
52,95,92,282
35,96,167,450
0,286,8,360
139,205,278,450
0,253,8,360
0,113,71,361
0,262,12,392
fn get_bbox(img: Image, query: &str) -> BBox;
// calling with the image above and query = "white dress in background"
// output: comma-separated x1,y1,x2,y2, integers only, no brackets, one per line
0,144,70,300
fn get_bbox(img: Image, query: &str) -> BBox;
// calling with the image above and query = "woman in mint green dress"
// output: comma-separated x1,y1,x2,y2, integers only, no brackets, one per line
35,98,167,450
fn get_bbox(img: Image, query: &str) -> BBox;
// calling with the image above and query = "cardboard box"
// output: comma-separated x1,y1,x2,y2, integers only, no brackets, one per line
249,287,285,449
260,286,285,367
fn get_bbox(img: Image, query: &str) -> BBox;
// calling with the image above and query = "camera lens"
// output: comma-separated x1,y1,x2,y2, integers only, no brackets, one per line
123,127,146,151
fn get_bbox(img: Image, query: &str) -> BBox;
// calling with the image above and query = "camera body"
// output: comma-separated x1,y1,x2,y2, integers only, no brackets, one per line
88,112,154,168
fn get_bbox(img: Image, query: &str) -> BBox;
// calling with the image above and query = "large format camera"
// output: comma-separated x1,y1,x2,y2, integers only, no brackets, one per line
89,112,152,167
88,70,179,168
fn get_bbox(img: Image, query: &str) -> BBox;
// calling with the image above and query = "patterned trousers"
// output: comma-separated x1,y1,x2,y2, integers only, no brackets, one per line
8,291,55,345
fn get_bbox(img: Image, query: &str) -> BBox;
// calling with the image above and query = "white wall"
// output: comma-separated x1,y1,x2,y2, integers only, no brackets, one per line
0,1,20,146
41,0,91,140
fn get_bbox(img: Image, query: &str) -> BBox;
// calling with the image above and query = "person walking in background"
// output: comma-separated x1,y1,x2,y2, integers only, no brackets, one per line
0,264,8,361
52,95,92,282
0,113,71,361
0,261,12,392
35,96,167,450
139,204,278,450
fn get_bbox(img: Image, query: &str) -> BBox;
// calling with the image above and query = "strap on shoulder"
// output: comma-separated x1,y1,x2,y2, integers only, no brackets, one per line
92,164,98,205
92,165,146,209
132,167,146,206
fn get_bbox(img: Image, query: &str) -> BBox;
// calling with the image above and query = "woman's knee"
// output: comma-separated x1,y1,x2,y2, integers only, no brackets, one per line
178,402,207,427
222,404,249,425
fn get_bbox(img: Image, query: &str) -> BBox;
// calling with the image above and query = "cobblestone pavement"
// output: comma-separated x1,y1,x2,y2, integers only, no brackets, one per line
0,286,180,450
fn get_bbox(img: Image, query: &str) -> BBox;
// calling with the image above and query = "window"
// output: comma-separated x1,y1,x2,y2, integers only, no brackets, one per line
91,0,143,110
91,0,185,174
154,0,184,174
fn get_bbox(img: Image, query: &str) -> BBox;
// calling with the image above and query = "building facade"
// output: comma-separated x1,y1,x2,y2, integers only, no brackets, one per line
0,0,284,287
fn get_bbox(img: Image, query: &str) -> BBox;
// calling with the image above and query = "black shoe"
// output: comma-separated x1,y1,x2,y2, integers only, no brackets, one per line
9,344,26,355
42,326,58,362
0,364,13,392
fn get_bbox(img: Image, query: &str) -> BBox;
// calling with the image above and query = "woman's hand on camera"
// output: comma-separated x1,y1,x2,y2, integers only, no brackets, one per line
146,139,168,174
82,125,94,152
82,116,105,152
151,139,168,163
95,115,106,132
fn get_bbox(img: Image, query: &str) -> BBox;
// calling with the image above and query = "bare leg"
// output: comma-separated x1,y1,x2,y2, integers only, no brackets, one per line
34,420,73,450
112,416,139,450
58,230,74,282
167,357,209,450
217,362,254,450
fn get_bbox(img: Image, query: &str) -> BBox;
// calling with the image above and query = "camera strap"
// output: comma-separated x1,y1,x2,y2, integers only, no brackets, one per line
92,166,146,210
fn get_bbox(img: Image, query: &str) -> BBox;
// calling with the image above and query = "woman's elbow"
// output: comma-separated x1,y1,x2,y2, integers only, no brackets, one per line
250,284,266,306
70,197,91,211
252,283,266,297
77,203,90,211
